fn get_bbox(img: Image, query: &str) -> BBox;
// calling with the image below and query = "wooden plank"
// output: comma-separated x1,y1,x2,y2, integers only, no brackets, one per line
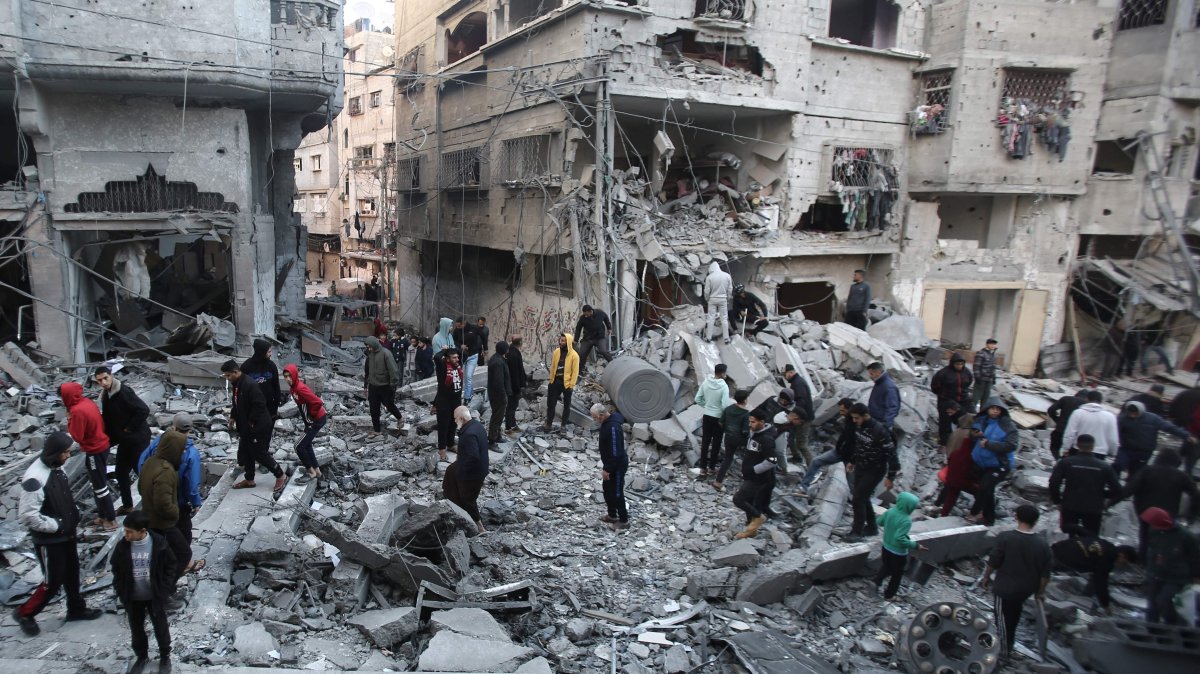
1009,289,1047,376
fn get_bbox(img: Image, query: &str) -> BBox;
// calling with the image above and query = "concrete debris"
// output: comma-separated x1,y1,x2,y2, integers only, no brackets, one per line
347,606,419,648
866,315,932,350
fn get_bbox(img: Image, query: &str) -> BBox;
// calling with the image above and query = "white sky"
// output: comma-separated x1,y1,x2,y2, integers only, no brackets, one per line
344,0,395,30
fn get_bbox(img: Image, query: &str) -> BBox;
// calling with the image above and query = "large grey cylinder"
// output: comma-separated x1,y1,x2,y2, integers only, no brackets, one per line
601,356,674,423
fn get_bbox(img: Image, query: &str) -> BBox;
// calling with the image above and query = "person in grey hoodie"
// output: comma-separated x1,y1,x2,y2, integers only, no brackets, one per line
364,337,403,435
695,364,732,478
704,261,733,344
431,317,455,352
1115,401,1194,482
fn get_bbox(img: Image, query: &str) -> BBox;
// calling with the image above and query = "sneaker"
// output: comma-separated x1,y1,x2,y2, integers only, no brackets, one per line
127,656,149,674
157,656,172,673
599,515,619,524
12,609,38,636
65,607,102,621
232,480,256,489
293,474,312,485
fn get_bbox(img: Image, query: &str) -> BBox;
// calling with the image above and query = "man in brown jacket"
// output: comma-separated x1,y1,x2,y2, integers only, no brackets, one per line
138,430,191,608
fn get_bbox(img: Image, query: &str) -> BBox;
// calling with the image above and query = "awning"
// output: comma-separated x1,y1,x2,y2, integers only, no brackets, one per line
1079,256,1190,313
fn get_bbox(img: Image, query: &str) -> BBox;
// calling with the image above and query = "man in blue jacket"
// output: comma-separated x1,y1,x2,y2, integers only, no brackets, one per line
967,398,1020,526
591,403,629,530
138,413,203,554
867,362,900,429
1115,401,1194,483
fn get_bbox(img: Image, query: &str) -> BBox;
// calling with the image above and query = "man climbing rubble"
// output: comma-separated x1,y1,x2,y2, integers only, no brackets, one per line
1049,435,1122,536
574,304,614,371
444,406,488,534
866,362,900,430
364,336,403,436
1062,390,1119,459
730,284,769,337
732,410,778,540
592,403,629,530
60,381,117,531
1114,401,1194,483
845,402,899,541
222,360,286,494
94,366,151,517
241,338,282,421
796,397,856,498
544,334,579,432
695,363,732,479
931,354,973,448
704,261,733,344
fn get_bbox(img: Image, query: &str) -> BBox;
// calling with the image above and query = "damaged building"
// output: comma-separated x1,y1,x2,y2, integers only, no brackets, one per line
387,0,1198,372
0,0,344,360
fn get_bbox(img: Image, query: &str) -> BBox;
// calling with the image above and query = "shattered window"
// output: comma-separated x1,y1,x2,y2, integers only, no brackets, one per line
912,70,951,135
830,147,896,189
440,147,485,188
694,0,747,21
535,254,573,296
497,135,551,185
396,157,421,191
1117,0,1167,30
1000,68,1070,110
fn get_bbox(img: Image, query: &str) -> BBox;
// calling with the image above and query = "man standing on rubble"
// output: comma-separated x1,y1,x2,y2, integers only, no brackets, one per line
222,360,287,493
112,510,176,673
364,336,404,436
704,261,733,344
60,381,117,532
972,339,1000,412
844,269,871,330
695,364,732,479
845,402,899,540
1048,389,1088,460
967,398,1020,527
931,354,973,448
433,349,464,462
1049,435,1122,536
138,429,191,609
476,317,490,363
1140,507,1200,625
730,284,769,337
453,317,483,402
241,338,282,421
592,403,629,530
1115,401,1194,482
544,334,579,432
504,336,528,434
388,329,409,388
733,410,778,539
138,414,203,563
796,397,856,498
1062,390,1120,459
486,342,511,445
982,505,1051,657
574,305,614,371
445,406,489,534
94,366,151,517
866,362,900,429
13,432,103,635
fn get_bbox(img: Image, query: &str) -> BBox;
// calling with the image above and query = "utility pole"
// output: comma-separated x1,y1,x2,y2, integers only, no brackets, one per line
592,58,611,317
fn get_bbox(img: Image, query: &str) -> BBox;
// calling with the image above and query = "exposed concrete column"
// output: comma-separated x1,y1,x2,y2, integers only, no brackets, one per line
229,211,261,352
24,212,74,360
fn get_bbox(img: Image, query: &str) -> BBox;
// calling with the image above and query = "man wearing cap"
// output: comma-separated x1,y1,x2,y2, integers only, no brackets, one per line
1116,401,1194,483
139,414,204,556
573,305,613,371
973,339,1000,412
1140,507,1200,624
94,366,151,517
14,432,102,635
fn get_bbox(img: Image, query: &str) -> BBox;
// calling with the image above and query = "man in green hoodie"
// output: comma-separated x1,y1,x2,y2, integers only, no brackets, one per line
364,337,403,435
695,364,732,478
873,492,926,599
138,430,190,610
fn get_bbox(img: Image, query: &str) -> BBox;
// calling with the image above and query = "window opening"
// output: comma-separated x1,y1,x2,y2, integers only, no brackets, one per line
497,135,552,185
294,157,303,172
354,145,375,160
396,158,421,191
535,254,574,296
440,147,485,188
997,69,1073,160
657,29,763,76
912,70,951,135
1117,0,1167,30
446,12,487,64
311,154,322,171
1092,139,1136,175
829,0,899,49
370,91,382,108
348,96,363,115
509,0,563,29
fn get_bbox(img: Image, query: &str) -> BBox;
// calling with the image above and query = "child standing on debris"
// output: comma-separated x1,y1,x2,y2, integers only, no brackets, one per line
283,365,326,484
874,492,926,599
712,390,751,490
935,413,977,517
59,381,118,531
983,505,1051,657
112,510,176,674
414,336,435,380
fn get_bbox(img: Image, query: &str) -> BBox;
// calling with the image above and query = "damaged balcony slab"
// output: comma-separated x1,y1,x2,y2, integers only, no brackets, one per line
331,493,407,604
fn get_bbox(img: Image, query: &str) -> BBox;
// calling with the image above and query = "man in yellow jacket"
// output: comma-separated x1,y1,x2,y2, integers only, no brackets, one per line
545,333,580,431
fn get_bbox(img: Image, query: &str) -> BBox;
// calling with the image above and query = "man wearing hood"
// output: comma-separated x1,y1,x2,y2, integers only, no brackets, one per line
592,403,629,530
931,354,973,447
1062,391,1119,458
222,360,286,493
1049,435,1122,536
60,381,117,531
967,398,1020,526
545,334,579,431
704,261,733,344
874,492,925,599
866,362,900,429
731,284,769,337
364,336,403,435
486,342,512,444
504,336,528,434
694,364,732,478
574,305,614,372
138,414,203,554
1047,389,1088,459
1140,507,1200,624
94,366,150,517
433,349,464,461
453,317,483,401
139,430,191,601
732,410,778,539
432,317,455,352
14,432,102,635
1121,448,1199,560
847,402,899,540
241,339,282,419
445,406,489,534
1116,401,1194,482
284,365,327,483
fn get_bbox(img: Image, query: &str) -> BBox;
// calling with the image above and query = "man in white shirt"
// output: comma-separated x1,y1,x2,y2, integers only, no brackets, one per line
1062,390,1120,458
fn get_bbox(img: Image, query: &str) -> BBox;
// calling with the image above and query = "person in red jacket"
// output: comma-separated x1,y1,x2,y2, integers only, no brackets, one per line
282,365,327,484
59,382,117,531
935,413,980,517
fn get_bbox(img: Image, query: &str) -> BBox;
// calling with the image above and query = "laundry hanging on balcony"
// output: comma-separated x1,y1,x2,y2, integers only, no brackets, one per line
996,97,1072,161
829,148,899,231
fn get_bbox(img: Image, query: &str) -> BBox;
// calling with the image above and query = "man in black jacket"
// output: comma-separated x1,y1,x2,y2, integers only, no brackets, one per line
983,505,1051,656
1121,448,1199,560
730,284,770,336
486,342,512,444
1047,389,1087,460
241,338,282,418
222,360,285,492
504,337,528,434
95,366,151,516
1051,525,1135,614
1115,401,1194,482
444,406,489,534
433,350,464,461
846,402,899,540
112,510,177,673
592,403,629,530
1129,384,1166,417
797,397,856,497
1049,435,1122,536
732,410,778,540
931,354,973,447
14,432,102,635
783,364,814,422
574,304,614,371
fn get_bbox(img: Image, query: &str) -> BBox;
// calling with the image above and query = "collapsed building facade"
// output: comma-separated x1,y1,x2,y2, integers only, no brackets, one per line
0,0,344,360
387,0,1199,370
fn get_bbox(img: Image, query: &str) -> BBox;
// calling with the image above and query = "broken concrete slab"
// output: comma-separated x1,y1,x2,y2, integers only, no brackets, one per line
417,630,534,672
348,606,420,648
867,315,931,351
826,323,916,379
909,519,991,565
358,469,403,493
807,543,872,581
711,539,760,568
736,549,807,604
687,567,739,600
233,622,279,663
391,500,479,544
330,494,405,602
515,656,554,674
649,418,687,447
236,512,301,564
431,607,512,641
773,342,823,397
674,404,705,433
718,336,771,390
304,514,453,595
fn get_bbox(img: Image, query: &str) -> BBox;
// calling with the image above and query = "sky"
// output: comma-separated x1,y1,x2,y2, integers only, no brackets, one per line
344,0,394,30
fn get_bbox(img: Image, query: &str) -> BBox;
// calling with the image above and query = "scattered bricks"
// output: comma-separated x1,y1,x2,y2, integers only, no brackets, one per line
687,567,739,600
357,469,403,493
710,539,760,568
348,607,420,648
236,512,301,564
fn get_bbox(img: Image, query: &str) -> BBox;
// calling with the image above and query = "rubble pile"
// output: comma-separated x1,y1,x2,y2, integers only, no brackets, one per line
0,315,1187,673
